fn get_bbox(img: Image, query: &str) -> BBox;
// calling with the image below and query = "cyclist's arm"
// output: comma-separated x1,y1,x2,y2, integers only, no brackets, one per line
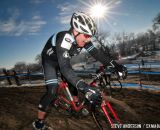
84,42,112,66
85,42,127,74
56,32,87,90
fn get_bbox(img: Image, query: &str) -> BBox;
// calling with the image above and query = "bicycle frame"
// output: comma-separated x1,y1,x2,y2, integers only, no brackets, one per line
54,72,121,129
55,80,84,112
101,92,121,126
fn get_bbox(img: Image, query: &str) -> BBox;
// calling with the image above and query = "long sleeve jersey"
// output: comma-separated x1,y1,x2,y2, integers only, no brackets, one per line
41,30,111,91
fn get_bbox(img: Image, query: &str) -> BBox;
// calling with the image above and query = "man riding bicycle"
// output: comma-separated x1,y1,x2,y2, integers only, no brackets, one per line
33,12,127,130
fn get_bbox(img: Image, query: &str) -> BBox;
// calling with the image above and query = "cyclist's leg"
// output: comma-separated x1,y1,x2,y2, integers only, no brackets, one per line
33,58,58,130
38,58,59,112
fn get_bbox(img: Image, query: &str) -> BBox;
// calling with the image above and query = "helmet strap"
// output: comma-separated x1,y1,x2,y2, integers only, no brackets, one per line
72,29,81,40
74,32,80,38
74,32,81,46
71,28,81,45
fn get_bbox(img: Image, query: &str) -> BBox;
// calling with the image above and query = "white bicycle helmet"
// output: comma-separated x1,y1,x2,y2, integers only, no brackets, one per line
70,12,97,36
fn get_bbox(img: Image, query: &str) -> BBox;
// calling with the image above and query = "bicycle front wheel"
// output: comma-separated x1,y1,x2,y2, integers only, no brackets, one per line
110,79,122,92
92,107,110,130
92,96,140,130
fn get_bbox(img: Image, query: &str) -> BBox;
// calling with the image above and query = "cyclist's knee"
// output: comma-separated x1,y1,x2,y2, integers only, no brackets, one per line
46,83,58,96
38,82,58,112
45,78,58,94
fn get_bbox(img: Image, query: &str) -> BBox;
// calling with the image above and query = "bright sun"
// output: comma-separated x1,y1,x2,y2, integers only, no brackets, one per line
90,3,108,19
78,0,121,31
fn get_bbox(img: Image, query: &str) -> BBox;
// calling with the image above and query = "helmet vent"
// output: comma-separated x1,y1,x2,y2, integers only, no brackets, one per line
74,22,78,28
78,16,85,25
80,26,88,33
70,12,97,36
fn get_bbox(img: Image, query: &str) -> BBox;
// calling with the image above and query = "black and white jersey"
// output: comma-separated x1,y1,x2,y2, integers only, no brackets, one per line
41,30,111,90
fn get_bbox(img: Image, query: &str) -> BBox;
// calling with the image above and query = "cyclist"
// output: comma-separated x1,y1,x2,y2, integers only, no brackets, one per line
33,12,127,130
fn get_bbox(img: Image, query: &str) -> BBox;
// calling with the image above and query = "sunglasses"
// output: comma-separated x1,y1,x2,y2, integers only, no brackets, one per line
83,34,91,39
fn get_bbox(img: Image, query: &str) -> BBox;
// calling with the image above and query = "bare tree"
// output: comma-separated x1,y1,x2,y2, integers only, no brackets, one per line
27,54,42,72
35,54,42,65
27,63,42,72
153,12,160,32
13,62,27,72
147,29,156,50
94,31,113,58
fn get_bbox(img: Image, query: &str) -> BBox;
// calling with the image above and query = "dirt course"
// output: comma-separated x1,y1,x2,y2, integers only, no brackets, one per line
0,85,160,130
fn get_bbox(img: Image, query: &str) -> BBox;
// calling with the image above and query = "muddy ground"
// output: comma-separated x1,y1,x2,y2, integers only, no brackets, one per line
0,84,160,130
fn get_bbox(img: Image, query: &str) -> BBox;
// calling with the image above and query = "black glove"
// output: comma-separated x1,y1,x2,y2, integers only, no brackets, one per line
77,81,102,105
84,86,102,105
110,60,128,79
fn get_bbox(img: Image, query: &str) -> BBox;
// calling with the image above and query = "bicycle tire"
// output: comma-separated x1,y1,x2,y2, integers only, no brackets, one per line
92,108,110,130
101,73,122,95
110,79,122,92
92,96,140,130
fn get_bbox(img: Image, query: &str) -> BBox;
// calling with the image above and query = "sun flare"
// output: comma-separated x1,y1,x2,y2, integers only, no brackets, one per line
90,3,108,19
77,0,122,31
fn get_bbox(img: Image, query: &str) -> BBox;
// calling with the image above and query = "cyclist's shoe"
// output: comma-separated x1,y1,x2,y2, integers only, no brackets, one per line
32,120,53,130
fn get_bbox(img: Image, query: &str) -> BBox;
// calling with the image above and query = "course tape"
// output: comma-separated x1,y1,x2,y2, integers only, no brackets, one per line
0,70,160,79
121,83,160,91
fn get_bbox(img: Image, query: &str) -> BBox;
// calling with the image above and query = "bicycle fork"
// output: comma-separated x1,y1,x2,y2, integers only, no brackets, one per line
101,100,121,128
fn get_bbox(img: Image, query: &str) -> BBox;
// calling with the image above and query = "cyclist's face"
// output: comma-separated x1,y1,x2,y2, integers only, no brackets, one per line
76,33,91,47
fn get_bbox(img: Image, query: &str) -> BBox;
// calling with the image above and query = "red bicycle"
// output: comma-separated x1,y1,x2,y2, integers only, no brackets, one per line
52,68,139,130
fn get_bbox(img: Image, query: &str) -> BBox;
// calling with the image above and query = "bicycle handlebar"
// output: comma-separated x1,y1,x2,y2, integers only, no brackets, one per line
90,66,116,80
91,71,105,81
89,66,121,87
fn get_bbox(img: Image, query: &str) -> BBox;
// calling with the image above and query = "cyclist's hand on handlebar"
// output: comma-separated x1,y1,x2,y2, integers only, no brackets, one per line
76,81,102,105
85,86,102,105
116,65,127,79
110,60,128,79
